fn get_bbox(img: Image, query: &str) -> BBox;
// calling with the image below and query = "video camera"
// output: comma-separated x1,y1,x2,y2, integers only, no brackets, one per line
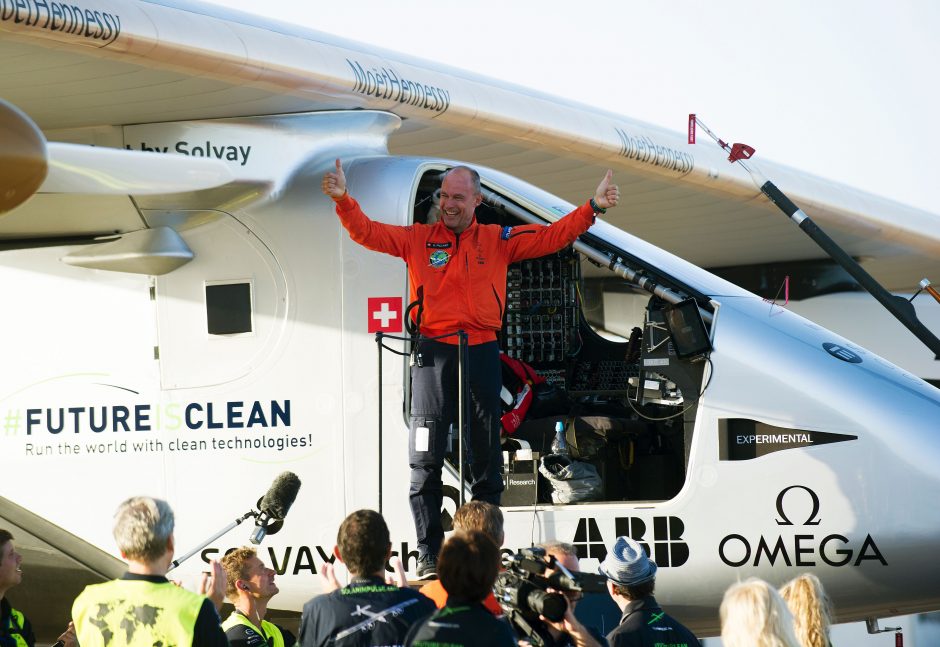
494,547,608,646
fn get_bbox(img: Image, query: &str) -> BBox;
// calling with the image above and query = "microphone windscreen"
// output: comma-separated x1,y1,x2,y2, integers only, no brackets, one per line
259,472,301,519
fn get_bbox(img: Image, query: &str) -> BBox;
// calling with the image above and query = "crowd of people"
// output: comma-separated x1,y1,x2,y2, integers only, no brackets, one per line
0,497,837,647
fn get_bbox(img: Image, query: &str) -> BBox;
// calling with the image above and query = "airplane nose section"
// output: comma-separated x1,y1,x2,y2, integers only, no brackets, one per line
0,100,47,214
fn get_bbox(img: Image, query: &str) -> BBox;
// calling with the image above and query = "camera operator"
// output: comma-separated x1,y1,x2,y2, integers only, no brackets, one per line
495,545,608,647
525,542,605,647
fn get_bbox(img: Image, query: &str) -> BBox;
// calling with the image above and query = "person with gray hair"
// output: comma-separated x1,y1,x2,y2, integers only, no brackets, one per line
71,496,229,647
531,541,605,647
599,537,701,647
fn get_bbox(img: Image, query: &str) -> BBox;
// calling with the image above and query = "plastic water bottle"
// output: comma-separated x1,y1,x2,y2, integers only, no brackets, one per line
551,420,569,456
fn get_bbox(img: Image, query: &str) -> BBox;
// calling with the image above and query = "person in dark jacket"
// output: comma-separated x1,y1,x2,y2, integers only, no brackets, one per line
0,529,35,647
299,510,434,647
404,530,516,647
535,541,606,647
599,537,701,647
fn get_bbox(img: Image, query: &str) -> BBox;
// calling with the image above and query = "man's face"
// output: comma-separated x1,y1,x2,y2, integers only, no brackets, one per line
547,552,583,608
439,169,481,234
0,541,23,589
240,555,279,599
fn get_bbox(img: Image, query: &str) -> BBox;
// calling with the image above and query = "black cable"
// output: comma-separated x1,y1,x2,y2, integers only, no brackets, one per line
625,355,714,422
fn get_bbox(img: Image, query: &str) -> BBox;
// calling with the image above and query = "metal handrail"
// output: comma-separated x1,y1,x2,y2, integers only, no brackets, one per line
374,330,469,513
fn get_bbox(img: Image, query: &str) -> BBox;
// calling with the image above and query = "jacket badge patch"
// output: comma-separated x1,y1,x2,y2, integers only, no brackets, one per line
426,241,452,249
429,250,451,268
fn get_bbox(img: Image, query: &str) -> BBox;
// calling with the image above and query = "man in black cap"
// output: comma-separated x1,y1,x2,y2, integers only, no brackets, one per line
598,537,701,647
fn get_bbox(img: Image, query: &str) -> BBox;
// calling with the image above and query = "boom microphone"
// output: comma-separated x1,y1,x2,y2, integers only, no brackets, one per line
250,472,302,544
260,471,302,519
168,471,303,570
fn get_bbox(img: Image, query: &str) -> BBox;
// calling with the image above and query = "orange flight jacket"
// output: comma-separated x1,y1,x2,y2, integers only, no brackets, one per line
334,195,596,345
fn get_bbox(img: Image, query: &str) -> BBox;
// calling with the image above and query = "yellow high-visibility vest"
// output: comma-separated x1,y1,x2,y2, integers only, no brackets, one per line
222,611,286,647
73,579,205,647
4,606,31,647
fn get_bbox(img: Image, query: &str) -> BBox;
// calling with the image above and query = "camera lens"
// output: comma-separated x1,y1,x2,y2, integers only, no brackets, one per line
527,589,567,622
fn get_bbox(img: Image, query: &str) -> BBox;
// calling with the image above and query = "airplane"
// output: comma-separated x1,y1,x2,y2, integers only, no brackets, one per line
338,601,411,639
351,605,389,624
1,0,939,639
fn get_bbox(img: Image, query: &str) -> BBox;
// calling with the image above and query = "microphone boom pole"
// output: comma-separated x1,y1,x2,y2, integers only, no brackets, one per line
167,471,301,572
167,511,255,572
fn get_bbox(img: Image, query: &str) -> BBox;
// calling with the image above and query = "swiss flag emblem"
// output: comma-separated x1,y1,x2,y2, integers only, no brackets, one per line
367,297,403,333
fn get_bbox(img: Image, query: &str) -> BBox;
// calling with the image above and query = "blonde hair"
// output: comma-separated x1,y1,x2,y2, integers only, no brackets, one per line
779,573,833,647
720,578,802,647
453,501,503,546
220,546,259,601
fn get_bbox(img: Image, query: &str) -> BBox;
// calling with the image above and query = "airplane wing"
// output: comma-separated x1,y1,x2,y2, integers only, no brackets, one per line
1,0,937,290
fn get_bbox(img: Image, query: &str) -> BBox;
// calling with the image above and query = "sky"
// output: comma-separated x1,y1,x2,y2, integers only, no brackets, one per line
199,0,940,215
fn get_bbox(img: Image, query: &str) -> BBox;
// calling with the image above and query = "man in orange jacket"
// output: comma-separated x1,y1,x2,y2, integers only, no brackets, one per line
322,160,620,578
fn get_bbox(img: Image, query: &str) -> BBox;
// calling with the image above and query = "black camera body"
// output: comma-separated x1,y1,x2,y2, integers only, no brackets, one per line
494,547,608,646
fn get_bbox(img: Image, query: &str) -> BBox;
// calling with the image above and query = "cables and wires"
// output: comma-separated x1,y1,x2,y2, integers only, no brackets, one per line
624,355,714,422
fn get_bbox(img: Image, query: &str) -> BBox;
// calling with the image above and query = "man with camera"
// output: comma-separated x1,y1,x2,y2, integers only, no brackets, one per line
599,537,701,647
529,542,605,647
495,545,608,647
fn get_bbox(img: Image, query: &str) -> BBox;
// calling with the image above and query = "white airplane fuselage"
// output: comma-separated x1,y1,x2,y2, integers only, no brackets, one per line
1,111,939,637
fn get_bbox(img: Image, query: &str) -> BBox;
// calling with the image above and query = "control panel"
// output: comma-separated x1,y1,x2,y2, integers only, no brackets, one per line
502,250,579,386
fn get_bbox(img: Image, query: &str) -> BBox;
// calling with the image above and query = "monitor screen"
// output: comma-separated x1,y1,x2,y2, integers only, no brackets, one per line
662,299,712,359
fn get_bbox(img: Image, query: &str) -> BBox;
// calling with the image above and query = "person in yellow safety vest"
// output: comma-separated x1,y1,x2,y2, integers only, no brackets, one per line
220,547,296,647
71,497,229,647
0,529,76,647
